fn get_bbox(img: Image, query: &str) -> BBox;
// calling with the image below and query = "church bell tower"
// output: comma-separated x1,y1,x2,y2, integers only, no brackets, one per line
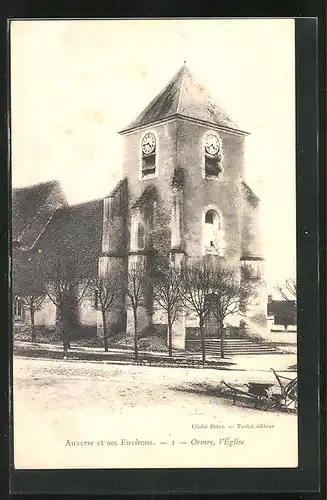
118,64,266,346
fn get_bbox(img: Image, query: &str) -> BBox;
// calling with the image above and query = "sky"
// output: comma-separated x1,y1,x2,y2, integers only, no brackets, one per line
10,19,296,294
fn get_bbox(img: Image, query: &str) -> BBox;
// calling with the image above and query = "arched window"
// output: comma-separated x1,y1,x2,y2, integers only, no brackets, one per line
14,296,23,322
203,131,223,178
204,208,224,255
141,131,157,179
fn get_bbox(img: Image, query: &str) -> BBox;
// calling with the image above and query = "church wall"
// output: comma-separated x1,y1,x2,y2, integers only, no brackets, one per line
34,296,57,326
241,196,263,258
176,119,245,262
126,253,150,335
152,307,166,325
77,284,97,327
241,259,267,326
122,121,179,335
97,256,127,335
239,190,267,330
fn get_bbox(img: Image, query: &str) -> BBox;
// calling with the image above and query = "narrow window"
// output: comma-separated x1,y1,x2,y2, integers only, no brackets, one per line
14,297,23,320
137,222,145,249
14,297,21,316
141,132,156,178
131,216,137,251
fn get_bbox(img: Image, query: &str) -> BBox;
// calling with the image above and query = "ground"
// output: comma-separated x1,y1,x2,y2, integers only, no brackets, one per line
13,355,298,469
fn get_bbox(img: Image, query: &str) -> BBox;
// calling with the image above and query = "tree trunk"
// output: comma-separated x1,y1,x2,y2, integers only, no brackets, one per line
133,308,139,362
220,321,225,358
30,302,36,342
102,308,108,352
199,317,205,367
62,309,70,356
62,322,69,357
167,311,173,357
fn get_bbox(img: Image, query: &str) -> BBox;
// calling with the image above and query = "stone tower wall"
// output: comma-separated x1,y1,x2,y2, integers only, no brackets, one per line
122,120,178,210
102,179,128,255
176,119,246,264
98,179,128,336
120,114,267,343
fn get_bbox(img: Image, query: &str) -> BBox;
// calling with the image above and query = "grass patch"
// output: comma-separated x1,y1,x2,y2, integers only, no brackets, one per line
13,342,234,370
15,329,173,354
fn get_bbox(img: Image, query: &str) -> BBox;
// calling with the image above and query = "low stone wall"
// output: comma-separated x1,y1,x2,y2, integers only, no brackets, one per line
271,325,297,332
268,330,297,344
186,325,243,340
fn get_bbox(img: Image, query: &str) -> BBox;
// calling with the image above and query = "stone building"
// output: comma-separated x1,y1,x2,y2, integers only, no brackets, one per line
12,180,103,336
12,64,267,347
267,295,297,328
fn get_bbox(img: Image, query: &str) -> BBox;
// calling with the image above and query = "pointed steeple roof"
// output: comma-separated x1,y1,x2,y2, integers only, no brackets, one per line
120,64,247,134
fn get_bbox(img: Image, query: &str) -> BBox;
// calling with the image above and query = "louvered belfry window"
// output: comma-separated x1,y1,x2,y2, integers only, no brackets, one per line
205,155,222,177
203,131,223,178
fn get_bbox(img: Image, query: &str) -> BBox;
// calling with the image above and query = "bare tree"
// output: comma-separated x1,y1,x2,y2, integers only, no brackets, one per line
276,278,297,306
44,254,90,356
210,263,258,358
13,247,45,341
125,262,149,362
89,273,121,352
19,294,45,342
184,259,258,361
153,265,184,357
183,259,219,366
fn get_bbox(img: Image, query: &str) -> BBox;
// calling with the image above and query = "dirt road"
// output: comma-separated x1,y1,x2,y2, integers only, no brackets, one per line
13,357,298,469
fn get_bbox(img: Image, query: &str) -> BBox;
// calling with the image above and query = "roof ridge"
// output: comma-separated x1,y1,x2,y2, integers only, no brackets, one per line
176,64,187,114
119,66,185,134
57,197,103,211
120,64,245,134
24,210,57,251
241,179,260,203
14,180,66,246
13,179,62,192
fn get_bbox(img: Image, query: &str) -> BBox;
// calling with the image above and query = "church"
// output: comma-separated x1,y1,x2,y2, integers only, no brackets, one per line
13,64,267,349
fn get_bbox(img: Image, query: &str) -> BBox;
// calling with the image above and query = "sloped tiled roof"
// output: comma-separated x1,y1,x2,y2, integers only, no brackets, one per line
120,65,246,134
12,180,68,249
36,198,103,277
13,194,104,295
